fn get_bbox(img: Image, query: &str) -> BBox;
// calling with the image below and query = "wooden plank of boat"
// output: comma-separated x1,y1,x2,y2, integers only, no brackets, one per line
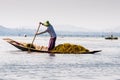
3,38,101,54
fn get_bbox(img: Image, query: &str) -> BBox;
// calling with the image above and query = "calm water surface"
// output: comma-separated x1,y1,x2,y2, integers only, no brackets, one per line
0,36,120,80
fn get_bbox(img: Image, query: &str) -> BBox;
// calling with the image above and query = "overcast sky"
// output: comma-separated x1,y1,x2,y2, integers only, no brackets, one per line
0,0,120,32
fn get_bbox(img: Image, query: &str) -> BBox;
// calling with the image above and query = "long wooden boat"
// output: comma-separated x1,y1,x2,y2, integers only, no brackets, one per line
3,38,101,54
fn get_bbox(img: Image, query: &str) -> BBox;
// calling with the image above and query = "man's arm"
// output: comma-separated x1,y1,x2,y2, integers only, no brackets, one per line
40,22,44,25
36,30,47,35
40,22,46,26
35,22,47,35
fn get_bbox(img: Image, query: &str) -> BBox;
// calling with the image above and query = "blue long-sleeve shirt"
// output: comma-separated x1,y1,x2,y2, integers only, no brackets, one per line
39,25,57,38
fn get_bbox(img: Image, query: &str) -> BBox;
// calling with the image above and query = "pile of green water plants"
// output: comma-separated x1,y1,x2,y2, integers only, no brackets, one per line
51,43,89,53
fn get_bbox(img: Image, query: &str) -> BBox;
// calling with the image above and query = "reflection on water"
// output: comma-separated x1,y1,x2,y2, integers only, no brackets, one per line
0,36,120,80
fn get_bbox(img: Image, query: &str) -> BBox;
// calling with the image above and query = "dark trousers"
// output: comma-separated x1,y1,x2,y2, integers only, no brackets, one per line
48,37,56,50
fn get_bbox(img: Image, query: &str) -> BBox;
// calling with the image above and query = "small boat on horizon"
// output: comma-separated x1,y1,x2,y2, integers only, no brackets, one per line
105,35,118,40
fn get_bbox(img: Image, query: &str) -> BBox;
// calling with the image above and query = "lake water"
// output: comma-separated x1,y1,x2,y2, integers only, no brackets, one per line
0,36,120,80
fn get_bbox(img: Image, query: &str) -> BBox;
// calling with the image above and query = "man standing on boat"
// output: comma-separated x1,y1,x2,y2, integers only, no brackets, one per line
36,21,57,51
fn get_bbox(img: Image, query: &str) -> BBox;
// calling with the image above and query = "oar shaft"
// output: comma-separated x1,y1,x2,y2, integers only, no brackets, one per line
28,23,41,52
32,23,41,44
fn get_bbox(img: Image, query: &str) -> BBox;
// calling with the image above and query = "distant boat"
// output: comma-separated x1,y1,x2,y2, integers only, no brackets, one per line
105,35,118,40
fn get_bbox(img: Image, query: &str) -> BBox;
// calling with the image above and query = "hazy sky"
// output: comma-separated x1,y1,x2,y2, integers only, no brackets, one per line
0,0,120,31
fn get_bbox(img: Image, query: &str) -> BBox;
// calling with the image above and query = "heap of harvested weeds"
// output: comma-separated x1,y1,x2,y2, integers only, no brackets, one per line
51,43,89,53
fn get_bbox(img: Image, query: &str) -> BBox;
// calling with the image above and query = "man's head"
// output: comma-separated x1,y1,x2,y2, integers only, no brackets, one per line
43,21,50,27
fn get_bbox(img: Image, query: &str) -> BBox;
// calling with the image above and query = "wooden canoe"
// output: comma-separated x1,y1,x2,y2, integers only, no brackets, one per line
3,38,101,54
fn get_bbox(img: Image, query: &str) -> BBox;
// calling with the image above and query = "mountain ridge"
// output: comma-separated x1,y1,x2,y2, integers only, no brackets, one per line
0,25,120,37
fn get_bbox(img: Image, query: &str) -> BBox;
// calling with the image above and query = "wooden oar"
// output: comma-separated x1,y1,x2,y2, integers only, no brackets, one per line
28,23,41,53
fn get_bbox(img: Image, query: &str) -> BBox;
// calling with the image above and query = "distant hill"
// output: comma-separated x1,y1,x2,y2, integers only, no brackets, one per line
0,25,120,37
0,25,35,36
54,25,90,32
